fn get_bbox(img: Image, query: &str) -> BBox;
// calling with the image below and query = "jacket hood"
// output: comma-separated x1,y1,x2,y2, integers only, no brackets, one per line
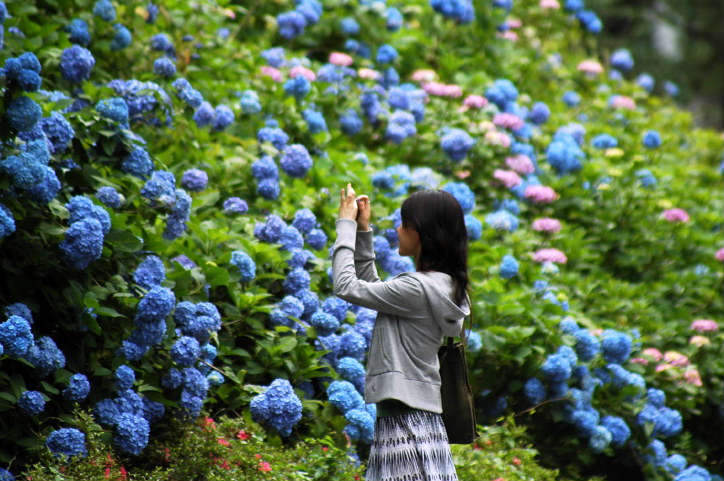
410,271,470,337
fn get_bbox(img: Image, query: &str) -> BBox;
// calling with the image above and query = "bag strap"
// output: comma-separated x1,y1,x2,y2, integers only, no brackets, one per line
446,297,474,351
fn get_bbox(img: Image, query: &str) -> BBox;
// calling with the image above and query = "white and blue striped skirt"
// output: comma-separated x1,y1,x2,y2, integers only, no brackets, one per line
365,410,458,481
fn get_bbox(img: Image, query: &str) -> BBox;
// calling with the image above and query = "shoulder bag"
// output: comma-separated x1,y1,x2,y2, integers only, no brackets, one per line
437,308,479,444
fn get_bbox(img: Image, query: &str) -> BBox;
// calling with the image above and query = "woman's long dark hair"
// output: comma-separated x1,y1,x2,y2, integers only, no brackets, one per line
400,190,469,306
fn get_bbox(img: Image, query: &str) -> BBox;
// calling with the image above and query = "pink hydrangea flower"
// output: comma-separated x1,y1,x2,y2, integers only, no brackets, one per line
540,0,560,8
289,65,316,82
610,95,636,110
505,154,535,174
662,208,690,223
484,130,511,147
690,319,718,332
577,60,604,75
423,82,463,98
532,218,562,233
411,69,437,82
479,121,496,132
684,369,702,386
493,112,525,130
260,66,282,82
663,351,689,367
630,357,649,365
498,31,519,42
329,52,353,67
507,19,523,28
357,68,381,80
493,169,523,188
456,170,471,179
655,363,675,373
463,94,488,109
532,248,567,264
642,347,663,361
716,248,724,261
524,185,559,203
689,335,711,347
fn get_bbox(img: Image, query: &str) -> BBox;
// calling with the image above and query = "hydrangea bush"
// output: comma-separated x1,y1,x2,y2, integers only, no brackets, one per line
0,0,721,479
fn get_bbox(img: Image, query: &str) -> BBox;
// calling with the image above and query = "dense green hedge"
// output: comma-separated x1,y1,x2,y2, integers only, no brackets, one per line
0,0,721,479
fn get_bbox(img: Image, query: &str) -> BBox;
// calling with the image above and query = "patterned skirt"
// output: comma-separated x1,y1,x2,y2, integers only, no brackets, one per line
365,410,458,481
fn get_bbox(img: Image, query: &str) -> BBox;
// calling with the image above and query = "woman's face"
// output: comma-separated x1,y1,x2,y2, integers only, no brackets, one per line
396,223,421,258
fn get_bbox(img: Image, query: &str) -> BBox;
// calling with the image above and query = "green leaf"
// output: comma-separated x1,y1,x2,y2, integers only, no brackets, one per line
205,266,230,287
277,336,298,353
105,228,143,253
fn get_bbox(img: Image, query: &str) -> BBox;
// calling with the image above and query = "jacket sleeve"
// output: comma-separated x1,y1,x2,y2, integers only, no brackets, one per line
332,218,424,316
353,228,381,283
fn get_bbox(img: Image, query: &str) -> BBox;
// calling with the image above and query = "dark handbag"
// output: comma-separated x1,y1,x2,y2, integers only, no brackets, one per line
437,311,479,444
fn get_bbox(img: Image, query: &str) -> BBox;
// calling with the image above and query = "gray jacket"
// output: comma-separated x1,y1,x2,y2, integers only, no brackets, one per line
332,218,470,413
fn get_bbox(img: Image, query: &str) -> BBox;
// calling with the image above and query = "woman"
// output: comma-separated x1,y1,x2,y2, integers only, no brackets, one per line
332,183,470,481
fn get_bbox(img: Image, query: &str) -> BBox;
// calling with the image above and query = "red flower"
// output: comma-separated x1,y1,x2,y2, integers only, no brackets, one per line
512,457,522,466
119,466,128,480
254,453,262,459
218,437,231,447
237,430,250,441
104,468,111,479
322,446,329,452
202,417,216,430
258,461,272,472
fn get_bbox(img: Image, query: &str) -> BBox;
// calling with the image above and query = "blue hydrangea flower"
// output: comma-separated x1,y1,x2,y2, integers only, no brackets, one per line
546,133,585,175
240,90,261,114
338,330,367,361
576,10,602,34
135,286,175,323
562,90,581,107
600,330,632,364
591,134,618,149
336,357,365,393
93,0,116,21
345,408,375,443
647,388,666,408
63,373,91,402
66,196,111,234
643,130,662,149
284,267,311,294
38,111,75,154
115,365,135,391
385,110,416,143
292,208,316,235
26,166,61,204
283,75,311,100
499,255,519,278
0,204,15,238
386,6,403,30
541,353,572,382
110,23,132,51
176,86,203,109
296,0,322,25
303,108,327,134
636,73,655,93
524,378,546,404
181,168,208,192
305,228,327,250
142,396,165,423
4,303,33,324
573,329,600,362
442,182,475,213
96,97,129,125
277,11,307,39
153,57,176,77
151,33,174,54
250,379,303,436
60,218,105,269
340,109,363,136
528,102,550,124
665,454,688,475
223,197,248,214
340,17,360,36
96,186,124,208
6,96,42,132
231,250,256,282
663,81,680,97
327,380,364,413
280,225,304,251
376,44,398,64
288,249,315,269
601,415,631,447
310,310,339,336
261,47,286,68
19,390,46,415
113,413,150,455
192,101,214,127
46,428,87,459
25,336,65,377
212,105,234,131
141,170,176,203
589,425,612,453
0,315,34,358
486,79,518,110
485,210,519,231
161,368,184,389
464,214,482,241
322,297,348,322
254,214,285,243
280,144,313,177
441,128,475,162
59,45,95,83
257,128,289,151
146,3,159,23
66,18,91,45
122,148,154,178
171,336,200,367
610,49,634,72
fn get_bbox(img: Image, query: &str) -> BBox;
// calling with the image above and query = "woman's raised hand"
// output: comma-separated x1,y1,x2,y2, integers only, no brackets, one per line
338,183,371,230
